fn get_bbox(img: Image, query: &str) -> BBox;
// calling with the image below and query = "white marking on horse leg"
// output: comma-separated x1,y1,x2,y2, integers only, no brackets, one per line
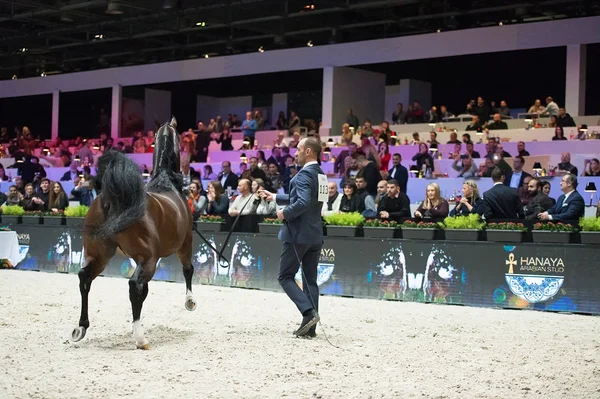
132,320,149,348
185,290,197,311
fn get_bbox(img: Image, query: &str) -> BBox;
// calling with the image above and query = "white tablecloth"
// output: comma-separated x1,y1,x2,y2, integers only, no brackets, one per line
0,231,20,265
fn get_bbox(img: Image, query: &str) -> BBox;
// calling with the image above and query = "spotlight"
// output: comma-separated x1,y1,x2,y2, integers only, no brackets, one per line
11,75,17,80
498,21,503,26
307,40,313,47
204,54,209,58
436,29,441,33
40,72,47,77
195,21,206,27
20,48,28,53
258,46,264,53
94,34,104,39
106,1,123,15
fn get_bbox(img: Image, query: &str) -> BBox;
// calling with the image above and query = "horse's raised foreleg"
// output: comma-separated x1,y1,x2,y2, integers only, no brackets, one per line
71,244,113,343
129,259,155,350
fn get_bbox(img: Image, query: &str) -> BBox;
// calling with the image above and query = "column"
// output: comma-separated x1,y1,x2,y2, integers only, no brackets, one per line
111,84,122,139
565,44,586,116
321,66,386,135
399,79,432,111
51,90,59,140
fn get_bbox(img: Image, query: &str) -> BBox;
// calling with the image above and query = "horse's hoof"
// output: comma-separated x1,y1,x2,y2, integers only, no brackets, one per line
137,343,150,350
185,297,197,311
71,326,86,342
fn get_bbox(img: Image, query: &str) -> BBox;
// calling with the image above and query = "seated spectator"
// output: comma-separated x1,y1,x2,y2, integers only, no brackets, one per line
412,143,435,176
228,179,254,216
538,174,584,222
36,178,51,210
322,181,342,217
71,177,98,206
582,158,600,176
206,181,229,215
216,127,234,151
465,116,483,131
556,152,578,176
21,183,45,211
556,107,576,127
552,126,567,141
250,178,276,216
486,113,508,130
378,142,391,171
377,179,411,222
48,181,69,212
202,165,218,181
414,183,449,219
452,154,478,178
4,185,22,206
187,181,207,219
446,132,461,145
339,180,364,213
517,141,530,157
61,162,82,181
541,181,556,206
0,164,9,181
524,178,554,220
465,142,480,159
450,180,483,216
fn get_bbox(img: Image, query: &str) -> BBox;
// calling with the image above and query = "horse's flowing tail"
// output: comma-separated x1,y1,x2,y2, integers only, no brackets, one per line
93,150,146,238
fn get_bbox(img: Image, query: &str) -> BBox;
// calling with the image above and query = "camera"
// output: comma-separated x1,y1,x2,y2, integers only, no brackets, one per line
460,154,468,159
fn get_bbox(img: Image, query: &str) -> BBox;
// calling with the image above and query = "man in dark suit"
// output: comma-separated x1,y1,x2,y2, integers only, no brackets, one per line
261,138,323,338
538,174,585,222
387,153,408,194
524,178,554,220
61,163,82,181
504,156,531,189
71,177,98,206
218,161,239,193
356,155,379,197
481,167,523,220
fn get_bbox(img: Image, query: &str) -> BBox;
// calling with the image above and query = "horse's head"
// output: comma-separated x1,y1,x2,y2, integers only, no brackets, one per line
152,116,181,176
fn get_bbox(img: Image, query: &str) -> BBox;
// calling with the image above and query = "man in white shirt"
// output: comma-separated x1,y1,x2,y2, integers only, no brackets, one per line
228,179,253,216
505,156,531,190
541,96,559,117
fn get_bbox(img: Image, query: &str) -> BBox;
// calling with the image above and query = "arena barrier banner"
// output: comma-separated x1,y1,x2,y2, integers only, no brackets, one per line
9,225,600,315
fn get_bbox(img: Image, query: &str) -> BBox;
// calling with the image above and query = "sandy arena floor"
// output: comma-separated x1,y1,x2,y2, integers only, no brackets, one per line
0,271,599,399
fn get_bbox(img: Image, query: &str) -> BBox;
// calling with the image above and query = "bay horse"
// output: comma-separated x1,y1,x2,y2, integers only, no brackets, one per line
71,117,196,349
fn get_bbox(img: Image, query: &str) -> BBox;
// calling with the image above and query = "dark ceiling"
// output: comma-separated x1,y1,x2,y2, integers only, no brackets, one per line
0,0,598,80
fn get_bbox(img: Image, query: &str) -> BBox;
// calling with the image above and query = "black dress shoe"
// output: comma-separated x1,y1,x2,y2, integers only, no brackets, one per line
294,310,320,337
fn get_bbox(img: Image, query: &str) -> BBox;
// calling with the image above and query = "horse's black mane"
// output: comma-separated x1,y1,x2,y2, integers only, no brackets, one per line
146,121,184,195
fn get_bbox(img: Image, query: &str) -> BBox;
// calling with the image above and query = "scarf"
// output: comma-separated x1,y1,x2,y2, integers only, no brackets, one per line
327,192,339,211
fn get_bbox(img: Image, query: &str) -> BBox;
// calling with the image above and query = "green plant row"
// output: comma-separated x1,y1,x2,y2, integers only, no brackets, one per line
1,205,89,217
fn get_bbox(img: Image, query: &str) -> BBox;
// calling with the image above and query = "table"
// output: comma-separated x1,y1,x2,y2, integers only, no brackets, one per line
0,231,21,265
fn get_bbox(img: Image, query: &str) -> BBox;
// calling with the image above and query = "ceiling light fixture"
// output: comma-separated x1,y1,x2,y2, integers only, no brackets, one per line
40,72,47,77
304,4,315,10
196,21,206,27
498,21,503,26
106,1,124,15
204,54,209,58
307,40,313,47
258,46,264,53
436,28,441,33
162,0,180,9
94,34,104,39
11,75,17,80
20,48,28,53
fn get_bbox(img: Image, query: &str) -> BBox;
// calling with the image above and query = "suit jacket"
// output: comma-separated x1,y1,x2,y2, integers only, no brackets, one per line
504,170,532,189
548,190,585,222
524,192,554,220
61,170,82,181
276,162,324,245
387,164,408,194
218,172,239,192
481,183,523,220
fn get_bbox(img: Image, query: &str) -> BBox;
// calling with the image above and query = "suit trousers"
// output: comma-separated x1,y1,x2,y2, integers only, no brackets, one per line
278,242,321,315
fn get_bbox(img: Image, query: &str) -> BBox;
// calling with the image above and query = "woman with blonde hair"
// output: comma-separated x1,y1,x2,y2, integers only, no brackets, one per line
414,182,449,219
450,180,483,216
340,123,353,146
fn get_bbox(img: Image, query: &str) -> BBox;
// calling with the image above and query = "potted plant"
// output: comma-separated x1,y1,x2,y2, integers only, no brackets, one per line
442,214,485,241
363,219,400,239
258,217,283,234
64,205,89,227
578,216,600,245
401,220,440,240
196,215,224,232
324,212,364,237
44,210,66,226
485,221,527,243
0,205,25,225
532,222,576,244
